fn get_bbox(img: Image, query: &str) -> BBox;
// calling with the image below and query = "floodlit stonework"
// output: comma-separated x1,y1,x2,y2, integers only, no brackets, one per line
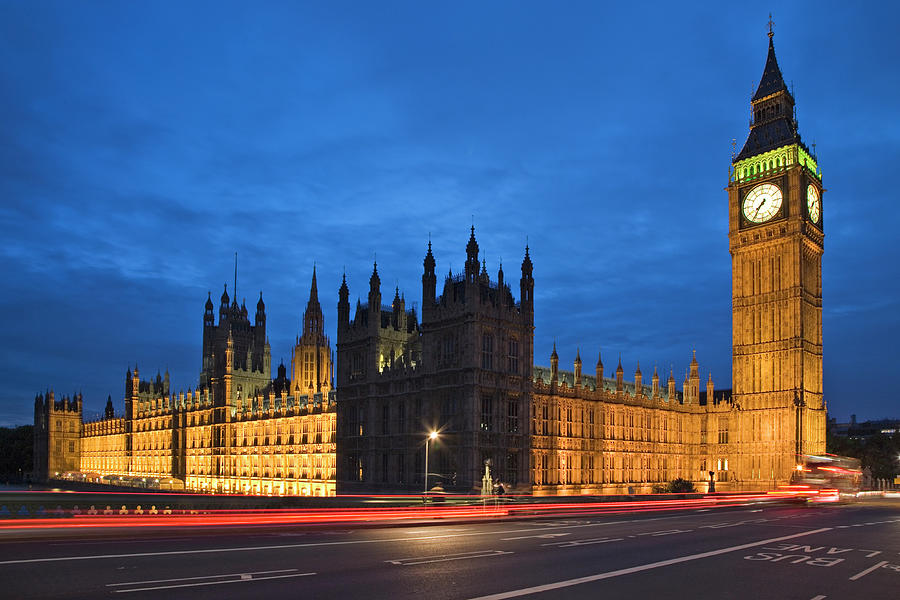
36,270,336,496
34,30,825,496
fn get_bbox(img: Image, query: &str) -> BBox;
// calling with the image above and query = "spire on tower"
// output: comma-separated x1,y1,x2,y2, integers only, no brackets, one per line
310,264,319,302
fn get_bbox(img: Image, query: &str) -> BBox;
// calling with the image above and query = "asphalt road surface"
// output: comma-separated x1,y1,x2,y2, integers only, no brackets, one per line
1,499,898,599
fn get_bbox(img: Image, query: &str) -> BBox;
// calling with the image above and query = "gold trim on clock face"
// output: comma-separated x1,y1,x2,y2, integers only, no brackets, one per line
807,184,820,224
742,183,783,223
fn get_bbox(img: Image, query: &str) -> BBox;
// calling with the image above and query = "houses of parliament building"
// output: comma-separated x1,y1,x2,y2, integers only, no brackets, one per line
34,29,826,496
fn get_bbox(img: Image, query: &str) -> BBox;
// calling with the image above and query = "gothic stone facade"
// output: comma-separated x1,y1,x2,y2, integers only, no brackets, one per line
336,229,534,492
50,272,337,496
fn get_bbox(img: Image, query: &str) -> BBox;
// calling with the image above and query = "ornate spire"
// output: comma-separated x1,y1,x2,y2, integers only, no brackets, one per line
424,239,436,273
550,341,558,360
521,243,533,276
309,264,319,303
303,267,324,337
735,19,801,162
466,225,479,259
752,19,788,101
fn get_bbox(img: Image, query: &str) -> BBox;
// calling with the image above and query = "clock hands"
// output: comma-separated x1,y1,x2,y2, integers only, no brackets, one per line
753,196,768,219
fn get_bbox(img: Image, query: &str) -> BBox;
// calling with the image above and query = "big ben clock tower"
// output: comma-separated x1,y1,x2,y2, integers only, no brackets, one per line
728,21,827,487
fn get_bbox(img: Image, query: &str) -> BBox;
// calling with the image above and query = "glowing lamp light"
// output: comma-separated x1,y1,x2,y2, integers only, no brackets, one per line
429,431,438,440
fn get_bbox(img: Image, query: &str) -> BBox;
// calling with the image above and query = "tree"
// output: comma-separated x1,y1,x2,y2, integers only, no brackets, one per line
827,431,900,481
667,478,696,493
0,425,33,483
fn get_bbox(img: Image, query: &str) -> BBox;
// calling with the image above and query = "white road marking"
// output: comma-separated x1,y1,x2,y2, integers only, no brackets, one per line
848,561,888,581
113,572,315,593
502,533,571,541
386,550,511,565
464,528,833,600
542,537,624,548
0,510,778,566
809,595,826,600
106,569,299,586
0,519,645,565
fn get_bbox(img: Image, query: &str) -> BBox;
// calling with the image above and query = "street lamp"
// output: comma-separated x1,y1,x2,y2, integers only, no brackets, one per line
424,431,438,494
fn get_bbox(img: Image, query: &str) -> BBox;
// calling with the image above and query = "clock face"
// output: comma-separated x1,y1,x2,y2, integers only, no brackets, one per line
807,184,820,224
742,183,783,223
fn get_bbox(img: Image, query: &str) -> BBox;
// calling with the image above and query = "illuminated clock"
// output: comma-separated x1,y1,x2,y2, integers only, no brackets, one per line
807,184,820,224
742,183,783,223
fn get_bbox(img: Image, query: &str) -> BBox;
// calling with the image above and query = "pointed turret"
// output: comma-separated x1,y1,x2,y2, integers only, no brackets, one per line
573,348,582,387
707,372,715,405
368,261,381,316
255,291,266,327
550,342,559,384
688,350,700,404
465,226,479,283
204,291,215,326
668,367,676,401
219,283,230,320
652,364,660,398
596,349,604,385
423,240,436,307
635,361,642,396
616,356,624,392
520,244,534,312
125,366,133,399
338,272,350,330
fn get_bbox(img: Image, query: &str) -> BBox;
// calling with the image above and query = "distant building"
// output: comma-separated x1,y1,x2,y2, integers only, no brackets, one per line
828,416,900,440
37,272,337,496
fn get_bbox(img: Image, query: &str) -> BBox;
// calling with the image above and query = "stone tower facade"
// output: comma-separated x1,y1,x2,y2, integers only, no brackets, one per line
336,228,533,492
198,285,272,407
727,27,827,484
33,391,83,480
290,267,333,397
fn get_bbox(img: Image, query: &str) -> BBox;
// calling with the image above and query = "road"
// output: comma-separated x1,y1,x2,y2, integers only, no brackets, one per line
1,499,898,599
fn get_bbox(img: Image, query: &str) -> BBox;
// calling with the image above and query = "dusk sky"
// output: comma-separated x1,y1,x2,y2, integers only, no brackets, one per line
1,2,898,426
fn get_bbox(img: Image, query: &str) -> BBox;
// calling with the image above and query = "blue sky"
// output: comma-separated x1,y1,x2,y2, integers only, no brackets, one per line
1,1,898,426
